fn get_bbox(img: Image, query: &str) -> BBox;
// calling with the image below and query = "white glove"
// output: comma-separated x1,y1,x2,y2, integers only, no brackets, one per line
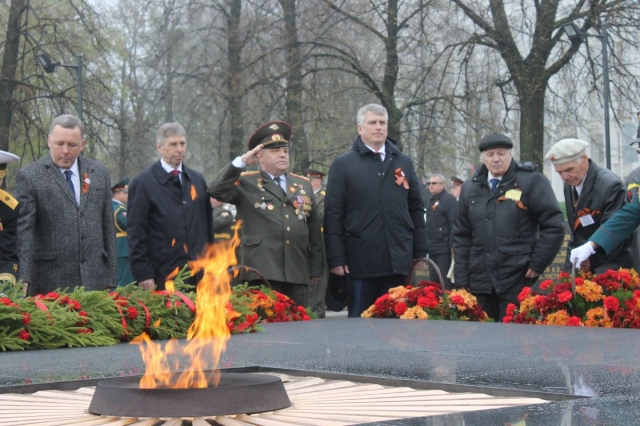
570,242,596,268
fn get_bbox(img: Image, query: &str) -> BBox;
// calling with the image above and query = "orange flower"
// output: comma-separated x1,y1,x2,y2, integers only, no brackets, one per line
576,280,605,302
584,307,612,327
543,310,570,326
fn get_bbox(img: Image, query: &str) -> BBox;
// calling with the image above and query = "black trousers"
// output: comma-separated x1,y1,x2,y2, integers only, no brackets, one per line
428,252,453,290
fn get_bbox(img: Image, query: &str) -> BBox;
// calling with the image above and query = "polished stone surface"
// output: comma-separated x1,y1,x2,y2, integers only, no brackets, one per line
2,319,640,425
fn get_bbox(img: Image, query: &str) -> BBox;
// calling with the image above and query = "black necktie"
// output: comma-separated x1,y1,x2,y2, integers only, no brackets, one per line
572,187,579,207
274,176,287,196
64,170,75,198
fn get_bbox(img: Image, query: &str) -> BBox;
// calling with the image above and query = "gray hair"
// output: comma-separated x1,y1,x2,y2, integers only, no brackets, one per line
357,104,388,125
156,122,186,146
430,173,447,188
49,114,84,136
479,148,512,162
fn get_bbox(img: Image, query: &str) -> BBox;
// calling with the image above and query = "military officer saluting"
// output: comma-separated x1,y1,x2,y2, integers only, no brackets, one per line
209,121,324,307
112,178,133,287
0,149,20,286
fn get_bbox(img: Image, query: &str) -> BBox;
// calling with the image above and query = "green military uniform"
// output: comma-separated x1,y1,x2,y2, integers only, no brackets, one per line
304,168,329,318
0,150,20,285
213,206,236,240
0,189,19,284
208,121,324,307
112,178,133,287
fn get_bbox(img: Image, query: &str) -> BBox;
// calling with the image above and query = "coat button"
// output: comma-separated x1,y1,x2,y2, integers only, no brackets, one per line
282,204,286,208
287,227,290,231
285,215,289,219
182,200,187,205
286,240,290,245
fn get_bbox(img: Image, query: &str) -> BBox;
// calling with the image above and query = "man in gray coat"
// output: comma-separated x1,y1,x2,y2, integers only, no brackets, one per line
15,114,116,295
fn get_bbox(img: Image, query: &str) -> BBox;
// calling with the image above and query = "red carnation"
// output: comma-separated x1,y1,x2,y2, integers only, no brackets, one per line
1,297,13,306
21,312,31,325
450,295,465,306
175,301,182,308
567,316,582,326
67,299,81,310
557,291,573,303
517,287,531,302
18,330,30,341
539,279,553,290
394,301,408,316
603,296,620,312
506,303,517,316
127,306,139,320
166,301,172,309
274,302,286,314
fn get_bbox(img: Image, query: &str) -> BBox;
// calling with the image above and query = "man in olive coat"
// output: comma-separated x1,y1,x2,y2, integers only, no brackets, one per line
305,168,328,317
324,104,428,317
127,122,213,290
209,121,324,307
453,133,564,322
545,139,635,274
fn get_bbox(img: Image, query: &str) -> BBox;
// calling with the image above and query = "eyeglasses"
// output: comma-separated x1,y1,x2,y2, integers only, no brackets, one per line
427,182,442,185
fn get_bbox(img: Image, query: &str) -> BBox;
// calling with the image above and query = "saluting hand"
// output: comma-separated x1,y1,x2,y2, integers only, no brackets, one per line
241,144,263,166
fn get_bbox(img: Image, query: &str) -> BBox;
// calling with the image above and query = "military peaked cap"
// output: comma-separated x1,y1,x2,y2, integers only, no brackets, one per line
111,177,130,191
247,121,292,150
303,168,326,178
478,133,513,152
450,176,463,186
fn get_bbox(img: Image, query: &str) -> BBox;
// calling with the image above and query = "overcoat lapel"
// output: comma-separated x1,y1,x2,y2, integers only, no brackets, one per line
260,171,286,201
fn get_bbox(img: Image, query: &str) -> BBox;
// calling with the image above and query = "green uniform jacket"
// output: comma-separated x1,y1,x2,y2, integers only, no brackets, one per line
590,197,640,255
314,188,326,226
112,200,129,258
0,189,19,284
209,164,324,285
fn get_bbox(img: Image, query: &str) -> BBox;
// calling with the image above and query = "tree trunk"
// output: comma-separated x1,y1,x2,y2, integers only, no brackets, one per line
280,0,308,171
517,83,546,167
0,0,28,154
227,0,244,160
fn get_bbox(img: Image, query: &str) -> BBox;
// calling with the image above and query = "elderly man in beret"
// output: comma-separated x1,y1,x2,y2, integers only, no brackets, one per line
546,139,636,274
452,133,564,321
209,121,324,307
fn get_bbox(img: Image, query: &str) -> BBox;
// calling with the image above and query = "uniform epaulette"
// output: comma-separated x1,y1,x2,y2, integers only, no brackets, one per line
0,189,18,210
240,171,260,176
290,173,310,181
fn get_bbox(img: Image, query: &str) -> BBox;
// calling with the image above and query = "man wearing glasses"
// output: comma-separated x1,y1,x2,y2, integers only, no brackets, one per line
425,174,457,289
112,178,133,287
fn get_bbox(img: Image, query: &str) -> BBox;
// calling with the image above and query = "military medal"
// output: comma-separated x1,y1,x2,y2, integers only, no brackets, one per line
255,203,261,208
289,186,296,194
300,189,306,195
260,202,267,210
267,203,274,210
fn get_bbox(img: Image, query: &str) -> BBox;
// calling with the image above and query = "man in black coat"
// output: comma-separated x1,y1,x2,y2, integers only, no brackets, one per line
324,103,428,317
453,134,564,322
545,138,636,273
127,122,213,290
425,173,457,289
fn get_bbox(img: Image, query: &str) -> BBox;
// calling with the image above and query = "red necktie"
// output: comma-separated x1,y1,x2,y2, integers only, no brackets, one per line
170,170,179,177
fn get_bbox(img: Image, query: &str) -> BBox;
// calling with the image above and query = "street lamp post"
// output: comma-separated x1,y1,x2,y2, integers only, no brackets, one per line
36,52,83,122
561,18,611,170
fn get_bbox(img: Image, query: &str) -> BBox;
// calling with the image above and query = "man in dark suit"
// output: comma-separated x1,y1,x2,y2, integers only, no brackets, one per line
209,121,324,307
127,122,214,291
425,173,457,289
112,178,133,287
15,114,116,295
0,149,20,286
324,104,428,317
545,138,635,273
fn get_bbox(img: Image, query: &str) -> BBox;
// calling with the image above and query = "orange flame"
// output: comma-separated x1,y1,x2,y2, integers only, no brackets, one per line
191,184,197,201
132,223,242,389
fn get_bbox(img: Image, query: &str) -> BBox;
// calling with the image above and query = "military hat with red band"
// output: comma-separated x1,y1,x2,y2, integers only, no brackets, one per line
247,121,292,150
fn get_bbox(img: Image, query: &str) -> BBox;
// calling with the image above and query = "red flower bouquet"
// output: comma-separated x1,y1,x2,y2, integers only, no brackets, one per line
361,280,489,321
504,269,640,327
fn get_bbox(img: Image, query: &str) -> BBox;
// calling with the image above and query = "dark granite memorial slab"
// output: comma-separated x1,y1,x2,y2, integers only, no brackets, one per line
2,318,640,425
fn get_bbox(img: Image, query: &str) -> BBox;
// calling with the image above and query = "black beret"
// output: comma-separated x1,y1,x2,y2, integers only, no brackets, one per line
478,133,513,152
303,168,326,178
247,121,292,150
